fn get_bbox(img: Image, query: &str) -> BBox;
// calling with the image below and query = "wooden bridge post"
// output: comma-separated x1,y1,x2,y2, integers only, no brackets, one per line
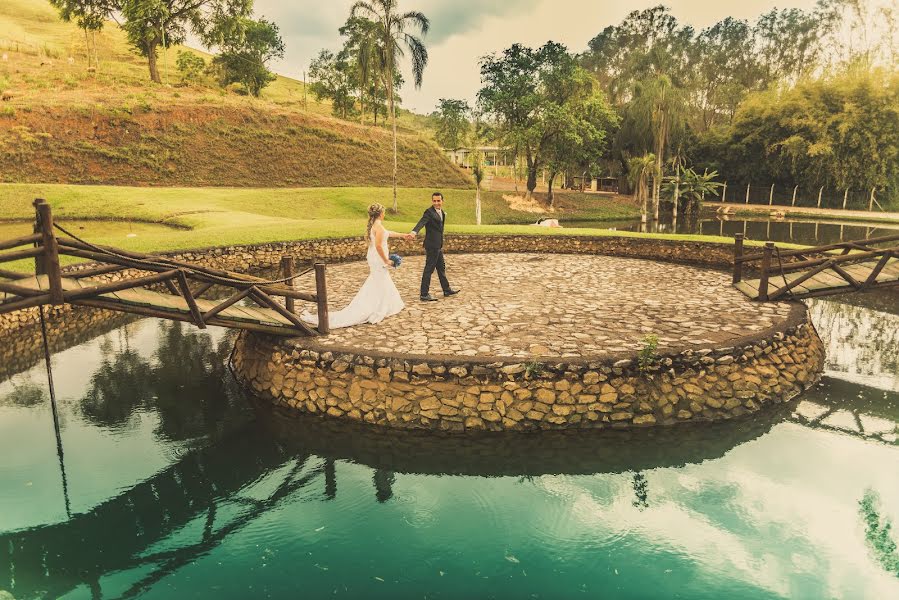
33,199,64,305
758,242,775,301
733,234,744,284
314,263,329,335
280,256,295,314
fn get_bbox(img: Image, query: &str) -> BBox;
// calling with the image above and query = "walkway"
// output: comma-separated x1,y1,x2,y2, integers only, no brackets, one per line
314,253,794,359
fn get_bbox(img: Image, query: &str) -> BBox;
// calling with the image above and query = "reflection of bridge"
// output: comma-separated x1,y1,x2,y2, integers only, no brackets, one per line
0,200,329,336
787,376,899,446
0,427,322,599
2,373,896,598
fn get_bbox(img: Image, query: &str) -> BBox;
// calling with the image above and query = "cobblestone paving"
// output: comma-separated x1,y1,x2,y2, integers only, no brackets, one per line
311,253,795,359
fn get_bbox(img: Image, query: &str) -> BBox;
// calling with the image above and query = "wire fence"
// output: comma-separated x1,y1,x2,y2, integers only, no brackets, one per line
718,181,895,212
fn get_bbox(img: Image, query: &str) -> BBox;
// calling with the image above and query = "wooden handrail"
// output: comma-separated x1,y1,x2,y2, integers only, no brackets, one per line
738,232,899,263
0,233,41,252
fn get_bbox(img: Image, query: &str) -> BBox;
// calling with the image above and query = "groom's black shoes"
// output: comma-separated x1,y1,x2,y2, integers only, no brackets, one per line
420,294,439,302
443,289,461,297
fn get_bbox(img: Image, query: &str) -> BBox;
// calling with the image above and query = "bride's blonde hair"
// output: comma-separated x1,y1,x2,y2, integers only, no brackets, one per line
366,203,385,239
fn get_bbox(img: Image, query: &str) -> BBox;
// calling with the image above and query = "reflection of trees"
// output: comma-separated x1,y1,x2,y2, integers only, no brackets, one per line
81,351,154,428
0,379,46,408
79,321,244,443
859,489,899,577
373,469,395,503
632,473,649,510
808,295,899,391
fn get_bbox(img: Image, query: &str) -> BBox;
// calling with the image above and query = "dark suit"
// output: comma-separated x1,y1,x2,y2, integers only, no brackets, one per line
413,206,451,296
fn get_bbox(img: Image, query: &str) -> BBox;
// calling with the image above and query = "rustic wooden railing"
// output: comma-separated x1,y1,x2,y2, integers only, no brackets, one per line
732,232,899,301
0,199,330,336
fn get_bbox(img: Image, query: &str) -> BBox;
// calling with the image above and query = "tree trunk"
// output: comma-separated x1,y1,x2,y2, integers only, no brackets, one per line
547,171,558,207
147,40,161,83
387,65,398,213
475,185,481,225
525,154,537,200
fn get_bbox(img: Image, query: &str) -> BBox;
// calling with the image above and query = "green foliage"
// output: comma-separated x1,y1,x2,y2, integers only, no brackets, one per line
117,0,253,83
478,42,617,196
176,50,206,81
637,334,659,373
211,18,283,97
308,49,358,118
433,98,471,149
48,0,114,31
696,69,899,201
859,489,899,576
662,167,723,215
524,360,545,378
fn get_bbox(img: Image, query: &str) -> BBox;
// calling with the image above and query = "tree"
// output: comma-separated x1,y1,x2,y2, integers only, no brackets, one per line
628,153,656,222
478,42,614,200
212,18,283,97
472,150,485,225
340,16,383,125
308,49,357,118
625,74,686,219
695,69,899,204
350,0,430,213
48,0,117,68
433,98,471,149
118,0,253,84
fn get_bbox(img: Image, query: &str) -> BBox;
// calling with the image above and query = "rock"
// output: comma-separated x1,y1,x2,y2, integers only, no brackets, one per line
610,412,633,421
633,414,656,426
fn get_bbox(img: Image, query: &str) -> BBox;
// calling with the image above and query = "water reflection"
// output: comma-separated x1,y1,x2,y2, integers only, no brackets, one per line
0,291,896,598
566,213,899,246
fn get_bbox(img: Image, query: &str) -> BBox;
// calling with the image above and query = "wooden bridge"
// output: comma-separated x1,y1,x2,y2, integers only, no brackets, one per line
0,200,330,335
732,232,899,301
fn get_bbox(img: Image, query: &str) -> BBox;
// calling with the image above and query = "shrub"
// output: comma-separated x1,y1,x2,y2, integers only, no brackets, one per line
176,51,206,82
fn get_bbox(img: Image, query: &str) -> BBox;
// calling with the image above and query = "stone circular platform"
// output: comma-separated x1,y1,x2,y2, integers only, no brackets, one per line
232,251,825,432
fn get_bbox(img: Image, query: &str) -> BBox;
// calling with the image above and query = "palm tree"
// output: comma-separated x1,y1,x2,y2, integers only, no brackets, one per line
629,153,656,224
351,0,429,213
628,75,684,221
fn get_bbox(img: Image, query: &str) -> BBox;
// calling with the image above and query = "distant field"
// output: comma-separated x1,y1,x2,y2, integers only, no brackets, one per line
0,184,641,263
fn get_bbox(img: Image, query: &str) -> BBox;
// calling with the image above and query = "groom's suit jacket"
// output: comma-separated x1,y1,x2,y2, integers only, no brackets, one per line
412,207,445,251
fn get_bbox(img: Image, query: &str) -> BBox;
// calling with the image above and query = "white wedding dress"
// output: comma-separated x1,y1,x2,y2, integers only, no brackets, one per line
303,229,404,329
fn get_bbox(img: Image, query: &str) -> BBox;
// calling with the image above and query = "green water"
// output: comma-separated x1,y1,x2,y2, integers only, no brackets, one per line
0,293,897,599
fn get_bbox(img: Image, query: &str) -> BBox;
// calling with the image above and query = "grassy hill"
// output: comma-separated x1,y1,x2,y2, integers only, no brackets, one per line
0,0,469,188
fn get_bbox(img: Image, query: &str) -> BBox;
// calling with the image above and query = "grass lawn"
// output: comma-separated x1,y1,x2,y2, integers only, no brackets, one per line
0,182,766,271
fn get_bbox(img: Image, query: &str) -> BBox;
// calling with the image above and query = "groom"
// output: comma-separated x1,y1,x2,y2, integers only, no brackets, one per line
408,192,460,302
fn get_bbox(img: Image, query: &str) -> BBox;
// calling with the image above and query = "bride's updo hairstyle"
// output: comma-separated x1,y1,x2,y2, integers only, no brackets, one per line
366,203,385,239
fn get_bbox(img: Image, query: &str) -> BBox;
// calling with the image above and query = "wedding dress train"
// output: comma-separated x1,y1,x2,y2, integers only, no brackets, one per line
303,231,404,329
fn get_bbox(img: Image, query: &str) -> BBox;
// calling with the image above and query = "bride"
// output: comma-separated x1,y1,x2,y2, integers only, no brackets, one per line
303,203,405,329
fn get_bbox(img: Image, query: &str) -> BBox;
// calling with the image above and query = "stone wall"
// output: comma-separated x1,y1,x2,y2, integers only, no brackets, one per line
1,233,739,333
231,305,825,432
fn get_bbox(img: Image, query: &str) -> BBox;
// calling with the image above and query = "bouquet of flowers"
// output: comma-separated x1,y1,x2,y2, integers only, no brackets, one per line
389,253,403,268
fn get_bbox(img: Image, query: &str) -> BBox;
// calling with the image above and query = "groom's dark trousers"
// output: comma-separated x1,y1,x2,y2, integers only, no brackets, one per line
413,206,451,297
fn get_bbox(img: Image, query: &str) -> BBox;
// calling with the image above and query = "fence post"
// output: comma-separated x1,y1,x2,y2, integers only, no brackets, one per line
33,199,64,305
817,186,824,209
758,242,775,301
869,187,876,211
280,255,295,314
733,234,744,284
792,185,798,207
842,188,849,210
768,184,775,206
721,181,727,203
314,263,329,335
745,183,750,204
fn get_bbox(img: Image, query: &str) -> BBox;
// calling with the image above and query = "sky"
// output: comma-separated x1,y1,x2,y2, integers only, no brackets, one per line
251,0,820,114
